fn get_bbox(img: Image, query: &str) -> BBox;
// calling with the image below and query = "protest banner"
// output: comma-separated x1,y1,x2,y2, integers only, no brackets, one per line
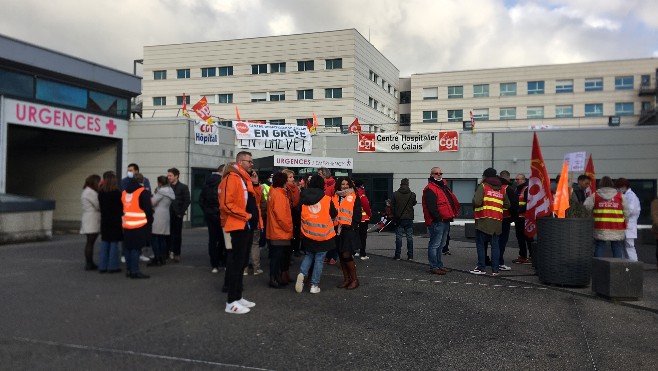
273,155,353,169
234,121,312,154
357,131,459,153
194,120,219,145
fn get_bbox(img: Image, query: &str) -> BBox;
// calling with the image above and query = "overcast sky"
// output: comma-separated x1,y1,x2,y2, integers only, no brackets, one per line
1,0,657,77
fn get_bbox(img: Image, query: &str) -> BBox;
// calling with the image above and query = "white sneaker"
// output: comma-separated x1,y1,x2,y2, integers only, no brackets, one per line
139,255,150,262
243,268,249,276
354,252,360,257
253,269,264,276
238,298,255,308
360,256,370,260
310,285,321,294
211,268,219,274
295,273,304,293
499,265,512,271
169,252,174,260
120,256,126,264
469,267,487,275
225,301,250,314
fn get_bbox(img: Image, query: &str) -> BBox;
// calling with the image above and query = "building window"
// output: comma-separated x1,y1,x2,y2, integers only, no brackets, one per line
615,102,634,116
499,107,516,120
36,78,87,109
269,91,285,101
399,91,411,104
326,58,342,69
448,85,463,99
584,103,603,116
176,69,190,79
0,68,34,98
382,79,386,89
270,62,286,73
269,119,286,125
472,108,489,121
176,95,190,105
153,97,166,106
400,114,410,124
447,109,463,122
556,105,573,118
324,117,342,127
298,60,314,71
153,70,167,80
556,80,573,93
500,82,516,96
423,87,438,100
218,94,233,104
422,111,438,123
296,118,312,126
387,84,392,94
473,84,489,97
527,81,545,95
615,76,634,90
527,106,544,119
369,70,378,83
297,89,313,100
369,97,378,110
219,66,233,76
585,78,603,92
251,64,267,74
201,67,216,77
250,92,267,102
325,88,342,99
202,94,216,104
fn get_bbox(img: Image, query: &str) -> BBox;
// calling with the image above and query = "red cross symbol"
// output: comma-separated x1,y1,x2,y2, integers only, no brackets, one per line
105,119,117,135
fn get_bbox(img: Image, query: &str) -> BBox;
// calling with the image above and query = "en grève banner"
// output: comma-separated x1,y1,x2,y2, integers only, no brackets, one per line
233,121,312,154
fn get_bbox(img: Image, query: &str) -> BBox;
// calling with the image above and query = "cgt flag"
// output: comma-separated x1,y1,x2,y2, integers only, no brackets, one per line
306,118,316,135
182,93,190,118
192,97,213,125
585,153,596,196
524,133,553,238
348,118,361,133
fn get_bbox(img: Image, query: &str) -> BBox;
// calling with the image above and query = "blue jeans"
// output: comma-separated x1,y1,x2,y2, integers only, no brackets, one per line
99,241,120,271
126,248,141,274
299,251,327,286
395,219,414,258
151,234,168,258
594,240,623,258
476,230,500,272
427,221,449,269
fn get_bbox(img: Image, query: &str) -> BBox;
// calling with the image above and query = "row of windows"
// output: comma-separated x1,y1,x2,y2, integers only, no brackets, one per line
154,59,343,80
368,97,396,119
422,102,636,122
154,88,344,106
0,67,130,119
368,69,397,98
422,75,643,100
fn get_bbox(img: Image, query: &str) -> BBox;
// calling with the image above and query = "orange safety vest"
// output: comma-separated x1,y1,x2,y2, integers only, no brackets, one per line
122,188,147,229
474,183,504,221
502,184,511,219
593,192,625,230
332,193,356,226
301,196,336,241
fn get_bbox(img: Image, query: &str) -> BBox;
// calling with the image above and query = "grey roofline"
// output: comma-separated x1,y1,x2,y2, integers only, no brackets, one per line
0,33,141,96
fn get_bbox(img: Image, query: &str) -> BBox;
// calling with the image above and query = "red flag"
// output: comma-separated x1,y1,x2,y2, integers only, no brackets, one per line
192,97,212,125
524,133,553,238
312,112,319,130
470,110,475,131
584,154,596,196
306,119,316,135
235,106,241,121
348,118,361,133
553,160,570,218
181,93,190,118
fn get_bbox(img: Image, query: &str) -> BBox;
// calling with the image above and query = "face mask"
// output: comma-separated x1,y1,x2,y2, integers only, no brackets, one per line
127,171,134,178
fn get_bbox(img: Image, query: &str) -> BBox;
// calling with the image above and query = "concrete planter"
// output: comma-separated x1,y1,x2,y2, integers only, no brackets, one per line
536,217,593,287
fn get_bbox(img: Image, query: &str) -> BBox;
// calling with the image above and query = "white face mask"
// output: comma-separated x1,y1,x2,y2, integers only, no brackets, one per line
127,171,134,178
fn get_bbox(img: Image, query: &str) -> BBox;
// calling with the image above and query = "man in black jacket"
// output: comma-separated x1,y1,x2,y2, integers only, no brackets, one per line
167,167,191,262
391,178,417,260
199,165,226,272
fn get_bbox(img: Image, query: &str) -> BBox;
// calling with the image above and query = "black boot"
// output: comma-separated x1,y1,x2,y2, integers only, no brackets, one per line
147,257,160,267
269,276,281,288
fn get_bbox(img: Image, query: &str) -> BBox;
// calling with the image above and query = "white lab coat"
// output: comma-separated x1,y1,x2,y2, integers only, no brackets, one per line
623,188,641,239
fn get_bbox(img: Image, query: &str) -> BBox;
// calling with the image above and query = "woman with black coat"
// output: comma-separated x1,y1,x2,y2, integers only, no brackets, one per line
97,171,123,273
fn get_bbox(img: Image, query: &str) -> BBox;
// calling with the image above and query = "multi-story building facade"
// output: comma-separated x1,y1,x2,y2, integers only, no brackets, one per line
406,58,658,131
140,29,399,132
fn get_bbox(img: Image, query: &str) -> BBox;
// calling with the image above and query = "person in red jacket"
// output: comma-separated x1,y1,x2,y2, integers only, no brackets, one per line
218,152,262,314
353,179,372,260
266,172,293,288
422,167,460,275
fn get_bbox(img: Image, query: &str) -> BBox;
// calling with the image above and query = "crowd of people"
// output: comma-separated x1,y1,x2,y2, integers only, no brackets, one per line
80,157,658,314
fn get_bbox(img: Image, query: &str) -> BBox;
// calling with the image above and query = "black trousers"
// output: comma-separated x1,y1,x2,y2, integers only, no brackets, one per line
204,213,226,268
514,216,533,258
358,222,369,256
225,228,253,303
169,213,183,256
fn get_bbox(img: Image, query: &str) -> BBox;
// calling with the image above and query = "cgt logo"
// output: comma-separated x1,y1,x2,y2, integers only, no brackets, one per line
235,121,249,133
358,133,376,152
439,131,459,151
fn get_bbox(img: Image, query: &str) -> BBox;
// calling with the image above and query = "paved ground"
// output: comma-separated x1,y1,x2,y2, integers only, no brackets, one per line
1,227,657,370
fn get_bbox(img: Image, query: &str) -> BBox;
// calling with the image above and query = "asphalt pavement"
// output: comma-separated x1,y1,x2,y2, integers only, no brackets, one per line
1,227,657,370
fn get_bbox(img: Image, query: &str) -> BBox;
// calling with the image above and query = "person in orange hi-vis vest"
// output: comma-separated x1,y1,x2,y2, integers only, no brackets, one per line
332,177,363,290
584,176,630,258
122,172,153,279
